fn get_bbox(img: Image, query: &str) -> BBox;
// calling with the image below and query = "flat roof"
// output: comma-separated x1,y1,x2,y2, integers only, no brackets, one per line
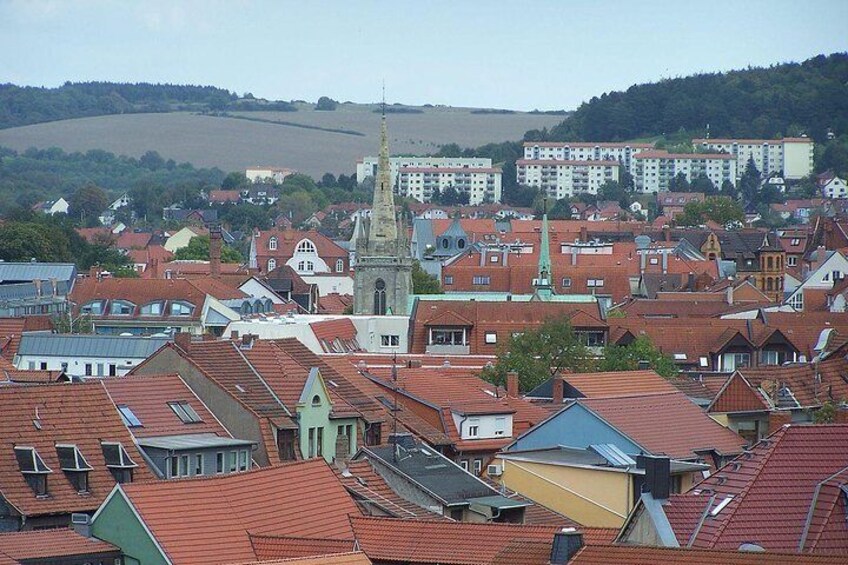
500,446,709,474
136,433,255,451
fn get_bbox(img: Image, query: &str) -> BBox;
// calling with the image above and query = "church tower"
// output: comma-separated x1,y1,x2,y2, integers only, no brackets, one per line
531,200,555,301
353,100,413,316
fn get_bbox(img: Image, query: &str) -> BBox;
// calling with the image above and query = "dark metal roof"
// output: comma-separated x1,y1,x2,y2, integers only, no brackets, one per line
16,334,170,359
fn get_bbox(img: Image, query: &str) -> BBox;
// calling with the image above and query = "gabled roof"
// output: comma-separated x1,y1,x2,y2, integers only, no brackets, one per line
249,534,355,561
654,424,848,553
238,551,371,565
528,370,679,400
736,353,848,409
114,459,361,565
101,373,231,439
350,515,560,565
0,383,153,517
254,228,348,259
580,392,746,459
707,371,770,413
310,319,360,353
571,545,848,564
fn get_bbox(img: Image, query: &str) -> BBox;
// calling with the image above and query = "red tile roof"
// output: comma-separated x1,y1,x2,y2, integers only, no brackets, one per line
580,392,746,459
571,545,848,564
119,459,361,565
707,372,770,413
0,529,119,561
101,373,232,438
249,534,355,560
71,277,211,321
209,190,242,203
350,516,560,565
236,552,372,565
115,231,153,250
252,228,348,272
523,141,655,149
659,424,848,554
736,353,848,409
318,293,353,315
0,383,153,517
310,319,360,353
0,316,53,336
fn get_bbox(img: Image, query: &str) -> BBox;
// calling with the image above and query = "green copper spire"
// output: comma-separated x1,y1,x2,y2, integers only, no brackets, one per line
533,198,554,301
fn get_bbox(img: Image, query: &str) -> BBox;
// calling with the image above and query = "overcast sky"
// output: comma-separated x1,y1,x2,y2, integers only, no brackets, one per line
1,0,846,111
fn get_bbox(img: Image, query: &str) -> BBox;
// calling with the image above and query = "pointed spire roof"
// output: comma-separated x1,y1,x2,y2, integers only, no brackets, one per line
531,200,555,301
367,94,398,249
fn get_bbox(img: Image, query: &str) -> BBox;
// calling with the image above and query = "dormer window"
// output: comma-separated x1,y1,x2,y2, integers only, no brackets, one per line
109,300,136,316
14,446,52,497
56,444,92,493
296,239,316,254
169,301,194,317
267,258,277,272
312,395,322,407
269,236,278,251
80,300,105,316
101,441,137,484
140,301,164,316
168,401,202,424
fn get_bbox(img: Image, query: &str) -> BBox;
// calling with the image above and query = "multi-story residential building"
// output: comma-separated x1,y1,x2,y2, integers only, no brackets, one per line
245,166,296,184
516,159,620,199
631,151,737,193
693,137,814,179
356,156,493,184
397,166,502,205
522,141,654,174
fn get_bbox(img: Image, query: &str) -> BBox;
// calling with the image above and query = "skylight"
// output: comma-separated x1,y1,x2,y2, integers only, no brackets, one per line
711,495,734,516
168,401,202,424
117,405,142,427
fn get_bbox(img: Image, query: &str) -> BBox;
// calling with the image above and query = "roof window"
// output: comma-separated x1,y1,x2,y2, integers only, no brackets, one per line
168,401,202,424
56,444,92,471
117,405,142,427
101,441,137,469
711,495,734,516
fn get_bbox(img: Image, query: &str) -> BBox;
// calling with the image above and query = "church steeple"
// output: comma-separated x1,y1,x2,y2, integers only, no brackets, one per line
368,94,398,249
533,199,554,301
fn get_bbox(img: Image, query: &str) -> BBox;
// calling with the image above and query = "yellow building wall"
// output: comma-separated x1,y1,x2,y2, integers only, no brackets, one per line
499,458,633,528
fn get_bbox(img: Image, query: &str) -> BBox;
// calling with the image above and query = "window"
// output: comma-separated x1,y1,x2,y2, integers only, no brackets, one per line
485,332,497,344
467,420,479,438
316,427,324,458
80,300,105,315
169,301,194,316
194,454,203,475
761,350,780,366
117,405,143,427
277,429,296,461
444,275,453,285
561,277,572,288
788,256,797,267
472,275,490,285
723,352,751,371
109,300,136,316
269,236,278,251
312,394,322,407
381,335,400,347
296,239,316,254
473,459,483,475
168,401,203,424
308,428,316,458
374,279,387,315
306,261,314,271
495,417,506,436
15,446,52,496
431,328,465,345
587,278,605,287
109,364,117,376
460,460,469,471
267,258,277,272
140,301,164,316
336,259,344,272
216,452,224,473
179,455,189,477
85,363,92,376
228,451,237,472
238,450,249,472
40,362,48,371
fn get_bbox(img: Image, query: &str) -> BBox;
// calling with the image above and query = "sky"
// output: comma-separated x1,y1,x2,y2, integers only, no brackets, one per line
1,0,847,111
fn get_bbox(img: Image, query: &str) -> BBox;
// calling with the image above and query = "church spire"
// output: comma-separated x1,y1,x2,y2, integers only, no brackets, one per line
533,198,554,300
368,88,398,249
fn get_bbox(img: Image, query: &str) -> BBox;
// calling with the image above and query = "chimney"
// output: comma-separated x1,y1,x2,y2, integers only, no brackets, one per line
636,455,671,500
241,333,255,349
579,226,588,243
726,285,734,305
230,330,240,340
552,376,564,404
661,252,668,274
49,278,58,297
70,513,92,538
32,279,42,298
550,528,583,564
768,410,792,435
640,250,647,273
687,272,695,291
663,226,671,243
480,248,487,267
571,246,578,266
209,225,222,277
174,331,191,352
506,371,519,398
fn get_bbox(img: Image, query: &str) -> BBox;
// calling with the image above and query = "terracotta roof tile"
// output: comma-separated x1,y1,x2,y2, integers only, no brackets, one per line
571,545,848,564
0,382,153,517
318,293,353,315
660,425,848,553
0,316,53,336
310,319,360,353
561,370,679,398
580,392,746,459
0,529,119,560
350,516,560,565
249,534,355,560
234,552,372,565
120,459,361,565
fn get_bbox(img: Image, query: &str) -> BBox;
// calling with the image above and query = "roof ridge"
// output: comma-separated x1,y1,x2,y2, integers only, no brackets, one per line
349,514,558,531
127,457,326,488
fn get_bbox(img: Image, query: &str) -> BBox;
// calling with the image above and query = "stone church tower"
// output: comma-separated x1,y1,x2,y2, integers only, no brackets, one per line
353,105,413,315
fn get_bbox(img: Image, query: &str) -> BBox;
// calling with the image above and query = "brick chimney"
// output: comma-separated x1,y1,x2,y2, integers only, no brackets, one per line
506,371,519,398
579,226,588,243
663,226,671,243
552,376,564,404
209,224,222,277
767,410,792,435
174,331,191,352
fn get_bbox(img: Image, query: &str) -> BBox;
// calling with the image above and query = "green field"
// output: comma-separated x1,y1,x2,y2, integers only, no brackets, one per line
0,103,564,176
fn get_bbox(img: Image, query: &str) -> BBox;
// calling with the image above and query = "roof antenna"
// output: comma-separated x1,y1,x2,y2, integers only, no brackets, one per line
391,351,399,463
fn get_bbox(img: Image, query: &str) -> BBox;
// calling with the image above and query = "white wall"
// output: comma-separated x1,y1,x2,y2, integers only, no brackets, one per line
301,274,354,296
451,412,513,440
350,316,410,354
15,354,143,377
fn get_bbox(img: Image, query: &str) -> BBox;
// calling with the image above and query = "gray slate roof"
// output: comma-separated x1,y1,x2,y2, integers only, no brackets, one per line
16,334,170,358
0,263,77,284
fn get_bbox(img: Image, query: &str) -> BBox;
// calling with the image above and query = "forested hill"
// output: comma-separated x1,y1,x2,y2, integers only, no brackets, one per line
0,82,296,129
547,53,848,143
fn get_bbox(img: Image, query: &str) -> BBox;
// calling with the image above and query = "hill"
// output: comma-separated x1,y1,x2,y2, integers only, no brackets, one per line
0,103,563,176
547,52,848,142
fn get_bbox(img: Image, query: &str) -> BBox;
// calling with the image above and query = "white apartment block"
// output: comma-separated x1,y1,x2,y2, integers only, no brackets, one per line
693,138,814,180
522,142,654,174
631,151,737,193
246,166,297,183
356,156,493,185
516,159,620,199
397,167,502,205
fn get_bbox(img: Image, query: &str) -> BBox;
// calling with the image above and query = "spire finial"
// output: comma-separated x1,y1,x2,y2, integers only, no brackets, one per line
381,81,386,117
